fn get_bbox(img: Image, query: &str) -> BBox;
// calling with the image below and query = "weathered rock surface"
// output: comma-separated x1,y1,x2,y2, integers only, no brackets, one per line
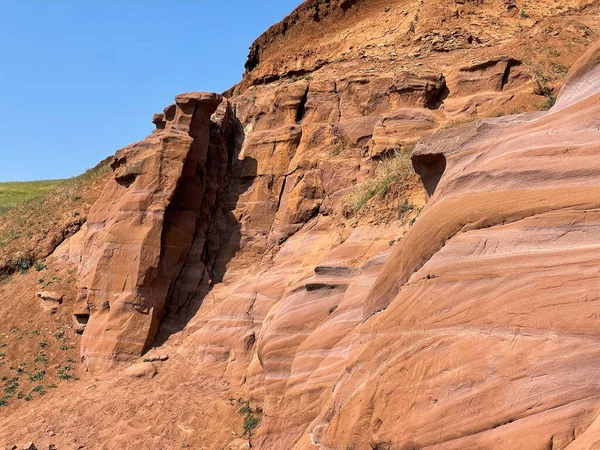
124,362,156,379
2,1,600,449
73,92,224,363
182,38,600,450
296,40,600,450
36,291,63,312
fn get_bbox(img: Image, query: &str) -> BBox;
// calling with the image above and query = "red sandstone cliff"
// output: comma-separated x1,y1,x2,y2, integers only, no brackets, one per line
1,1,600,449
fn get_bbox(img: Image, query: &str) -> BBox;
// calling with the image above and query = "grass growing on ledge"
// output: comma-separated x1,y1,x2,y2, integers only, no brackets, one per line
343,149,414,217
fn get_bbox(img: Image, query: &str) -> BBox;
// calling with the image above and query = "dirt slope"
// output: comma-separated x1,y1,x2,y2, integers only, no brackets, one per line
1,1,600,449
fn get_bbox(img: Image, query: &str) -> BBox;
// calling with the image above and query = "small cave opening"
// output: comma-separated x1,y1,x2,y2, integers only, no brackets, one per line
74,313,90,334
341,0,357,13
115,173,136,188
411,153,447,198
501,59,522,90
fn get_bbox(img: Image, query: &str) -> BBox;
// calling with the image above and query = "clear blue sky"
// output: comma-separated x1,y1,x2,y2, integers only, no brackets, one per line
0,1,301,182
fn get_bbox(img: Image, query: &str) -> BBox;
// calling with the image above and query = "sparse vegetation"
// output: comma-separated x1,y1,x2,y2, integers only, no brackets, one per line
0,180,64,215
54,330,65,340
439,117,477,130
533,68,557,110
342,149,414,217
328,305,338,315
29,370,45,382
236,398,261,437
0,162,110,282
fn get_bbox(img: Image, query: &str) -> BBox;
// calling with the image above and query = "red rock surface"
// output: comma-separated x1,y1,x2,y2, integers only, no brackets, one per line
1,1,600,449
74,92,223,364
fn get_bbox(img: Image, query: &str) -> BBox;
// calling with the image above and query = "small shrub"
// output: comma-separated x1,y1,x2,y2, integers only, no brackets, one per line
34,353,48,365
243,415,260,436
58,369,72,380
236,399,261,437
15,258,32,274
328,305,339,315
4,378,19,394
533,68,556,110
29,371,45,382
543,94,557,110
32,385,45,395
34,262,46,271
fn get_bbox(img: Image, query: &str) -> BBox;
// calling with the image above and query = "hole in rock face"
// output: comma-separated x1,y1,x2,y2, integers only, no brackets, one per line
74,313,89,334
411,153,447,198
115,173,136,188
244,333,256,350
296,89,308,124
341,0,357,12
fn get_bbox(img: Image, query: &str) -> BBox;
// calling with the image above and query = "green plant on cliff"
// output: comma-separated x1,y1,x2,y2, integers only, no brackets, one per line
237,398,261,437
343,149,414,217
533,68,557,110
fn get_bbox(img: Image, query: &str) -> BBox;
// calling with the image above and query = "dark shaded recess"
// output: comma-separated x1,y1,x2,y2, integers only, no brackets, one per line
426,75,447,109
341,0,357,12
245,43,260,72
114,174,135,188
412,153,447,197
110,156,137,188
501,59,522,89
74,314,89,334
296,88,309,123
432,83,450,109
245,333,256,350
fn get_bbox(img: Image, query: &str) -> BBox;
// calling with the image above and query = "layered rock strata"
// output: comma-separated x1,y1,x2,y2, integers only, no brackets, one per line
73,93,225,362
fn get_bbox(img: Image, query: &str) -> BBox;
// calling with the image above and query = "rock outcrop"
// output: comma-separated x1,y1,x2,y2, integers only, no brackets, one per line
2,1,600,449
300,40,600,450
73,92,225,362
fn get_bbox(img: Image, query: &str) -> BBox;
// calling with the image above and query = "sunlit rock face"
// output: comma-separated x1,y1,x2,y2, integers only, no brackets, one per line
74,93,224,363
46,1,600,448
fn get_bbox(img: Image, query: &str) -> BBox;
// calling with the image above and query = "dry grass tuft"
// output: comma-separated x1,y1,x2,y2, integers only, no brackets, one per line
343,149,415,217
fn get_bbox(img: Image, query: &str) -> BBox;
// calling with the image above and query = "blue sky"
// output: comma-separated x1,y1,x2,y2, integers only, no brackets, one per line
0,1,301,181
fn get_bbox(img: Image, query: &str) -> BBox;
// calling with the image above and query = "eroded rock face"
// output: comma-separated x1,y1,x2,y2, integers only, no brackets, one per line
36,1,600,448
74,92,223,363
171,41,600,450
266,41,600,450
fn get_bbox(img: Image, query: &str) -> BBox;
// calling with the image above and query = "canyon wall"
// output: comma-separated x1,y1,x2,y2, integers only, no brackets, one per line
3,1,600,449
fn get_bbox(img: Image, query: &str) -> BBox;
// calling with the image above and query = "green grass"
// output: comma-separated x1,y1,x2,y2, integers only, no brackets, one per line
0,162,110,280
0,180,65,215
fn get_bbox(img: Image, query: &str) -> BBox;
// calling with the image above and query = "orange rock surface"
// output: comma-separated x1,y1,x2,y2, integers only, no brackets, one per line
1,1,600,449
